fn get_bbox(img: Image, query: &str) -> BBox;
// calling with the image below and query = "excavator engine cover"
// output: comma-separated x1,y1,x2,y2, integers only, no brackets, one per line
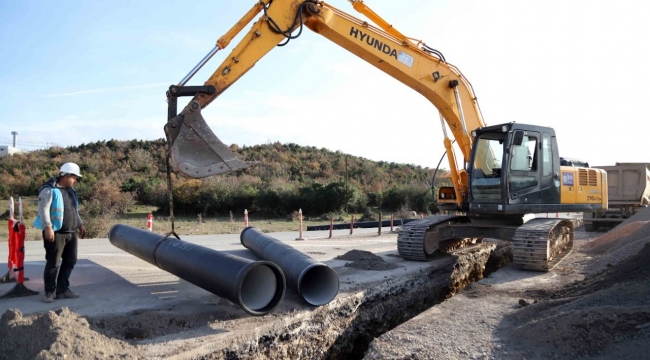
165,100,251,178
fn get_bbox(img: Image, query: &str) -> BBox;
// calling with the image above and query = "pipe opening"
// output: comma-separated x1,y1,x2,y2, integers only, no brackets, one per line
299,264,340,306
240,264,284,313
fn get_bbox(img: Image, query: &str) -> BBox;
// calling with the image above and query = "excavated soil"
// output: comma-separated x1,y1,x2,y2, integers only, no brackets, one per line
2,208,650,359
336,249,399,271
0,307,144,360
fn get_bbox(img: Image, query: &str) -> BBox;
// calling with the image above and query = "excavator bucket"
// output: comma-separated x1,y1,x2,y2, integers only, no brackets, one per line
165,101,252,179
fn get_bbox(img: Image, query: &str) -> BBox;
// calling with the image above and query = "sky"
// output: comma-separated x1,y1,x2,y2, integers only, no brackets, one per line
1,0,649,169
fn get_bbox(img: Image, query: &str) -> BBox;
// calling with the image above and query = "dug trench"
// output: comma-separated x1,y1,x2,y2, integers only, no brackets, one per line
119,242,509,359
208,244,504,360
0,240,512,360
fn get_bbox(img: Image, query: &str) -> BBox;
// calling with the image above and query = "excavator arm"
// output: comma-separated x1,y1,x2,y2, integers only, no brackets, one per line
166,0,488,207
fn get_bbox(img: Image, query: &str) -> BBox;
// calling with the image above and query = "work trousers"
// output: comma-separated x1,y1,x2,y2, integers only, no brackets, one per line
43,231,78,294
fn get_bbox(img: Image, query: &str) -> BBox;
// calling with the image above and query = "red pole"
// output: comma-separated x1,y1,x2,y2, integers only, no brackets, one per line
14,221,26,284
350,215,355,235
329,216,333,239
147,213,153,231
16,197,24,283
244,209,249,227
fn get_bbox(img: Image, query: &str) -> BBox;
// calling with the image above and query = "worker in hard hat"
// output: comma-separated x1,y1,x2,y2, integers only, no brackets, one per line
34,162,87,303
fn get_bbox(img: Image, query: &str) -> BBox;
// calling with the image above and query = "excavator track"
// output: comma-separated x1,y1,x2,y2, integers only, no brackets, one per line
397,215,476,261
512,218,574,272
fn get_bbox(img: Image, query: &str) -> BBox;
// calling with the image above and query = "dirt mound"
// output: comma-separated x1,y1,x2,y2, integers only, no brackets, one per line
503,241,650,359
496,208,650,359
336,250,399,271
578,207,650,275
621,205,650,225
0,307,144,360
581,221,650,253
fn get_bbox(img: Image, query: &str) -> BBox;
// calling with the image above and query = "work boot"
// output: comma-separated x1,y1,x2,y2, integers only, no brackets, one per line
55,289,80,299
43,292,55,303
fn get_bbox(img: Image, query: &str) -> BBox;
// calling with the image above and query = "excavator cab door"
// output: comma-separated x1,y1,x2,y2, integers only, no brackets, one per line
506,130,542,204
468,128,506,203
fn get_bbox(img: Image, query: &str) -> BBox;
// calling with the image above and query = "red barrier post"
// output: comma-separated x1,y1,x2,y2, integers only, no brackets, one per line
0,197,38,298
350,215,355,235
147,213,153,231
14,220,26,283
244,209,249,227
16,197,24,283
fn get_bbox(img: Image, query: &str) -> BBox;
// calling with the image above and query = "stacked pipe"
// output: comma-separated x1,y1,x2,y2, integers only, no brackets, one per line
108,224,285,316
241,226,340,306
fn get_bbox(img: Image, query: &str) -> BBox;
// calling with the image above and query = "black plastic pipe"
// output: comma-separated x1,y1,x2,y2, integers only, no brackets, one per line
240,227,339,306
108,224,285,316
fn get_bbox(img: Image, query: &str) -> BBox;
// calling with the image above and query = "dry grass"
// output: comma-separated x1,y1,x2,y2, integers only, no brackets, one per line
0,200,368,241
1,197,408,241
92,214,343,239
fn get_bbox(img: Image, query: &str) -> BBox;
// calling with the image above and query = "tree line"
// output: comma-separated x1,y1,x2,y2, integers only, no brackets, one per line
0,139,450,220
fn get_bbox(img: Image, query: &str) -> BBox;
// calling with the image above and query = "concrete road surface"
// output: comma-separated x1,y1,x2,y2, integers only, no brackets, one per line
0,226,401,317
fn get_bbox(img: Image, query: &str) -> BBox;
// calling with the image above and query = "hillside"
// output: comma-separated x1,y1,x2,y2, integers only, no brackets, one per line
0,139,446,218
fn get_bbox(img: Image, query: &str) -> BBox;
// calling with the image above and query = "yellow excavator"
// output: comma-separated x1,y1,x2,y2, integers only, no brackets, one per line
164,0,608,271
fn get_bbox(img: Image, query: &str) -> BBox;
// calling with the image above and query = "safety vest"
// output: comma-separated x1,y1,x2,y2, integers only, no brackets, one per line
33,179,79,231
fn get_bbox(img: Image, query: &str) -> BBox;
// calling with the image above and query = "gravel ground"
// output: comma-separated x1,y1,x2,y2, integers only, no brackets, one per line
3,208,650,360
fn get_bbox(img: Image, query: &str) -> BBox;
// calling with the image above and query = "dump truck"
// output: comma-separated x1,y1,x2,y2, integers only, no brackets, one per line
583,163,650,231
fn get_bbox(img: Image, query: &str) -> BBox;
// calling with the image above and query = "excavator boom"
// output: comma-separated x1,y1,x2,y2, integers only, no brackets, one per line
166,0,486,204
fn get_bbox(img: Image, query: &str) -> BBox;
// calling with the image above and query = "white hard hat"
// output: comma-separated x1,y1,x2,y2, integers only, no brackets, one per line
60,162,82,178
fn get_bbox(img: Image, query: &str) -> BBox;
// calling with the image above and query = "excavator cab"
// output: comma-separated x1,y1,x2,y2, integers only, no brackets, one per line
467,122,562,216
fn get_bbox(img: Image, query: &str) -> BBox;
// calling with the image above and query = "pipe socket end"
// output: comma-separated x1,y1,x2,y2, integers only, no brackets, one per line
298,264,340,306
